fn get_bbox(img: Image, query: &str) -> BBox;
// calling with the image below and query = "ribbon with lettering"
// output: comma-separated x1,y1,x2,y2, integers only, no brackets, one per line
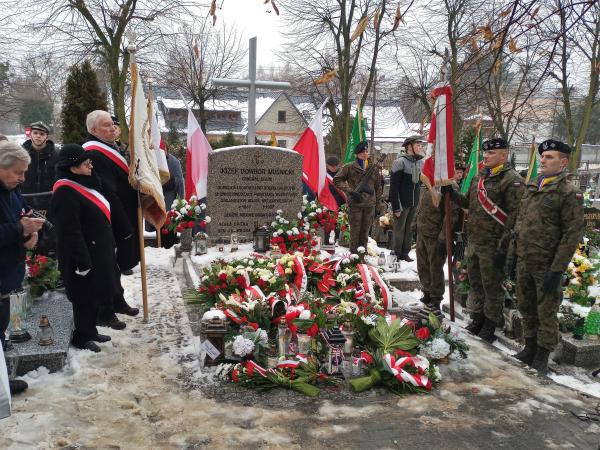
477,177,508,226
83,140,129,174
293,256,307,293
52,179,111,223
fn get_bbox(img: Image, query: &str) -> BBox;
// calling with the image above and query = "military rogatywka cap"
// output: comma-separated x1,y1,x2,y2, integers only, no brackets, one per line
538,139,571,155
30,121,50,134
482,138,508,151
354,141,369,154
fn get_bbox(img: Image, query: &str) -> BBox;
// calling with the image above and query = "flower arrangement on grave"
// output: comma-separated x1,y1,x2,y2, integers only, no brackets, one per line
336,204,351,244
299,197,338,235
565,245,600,307
557,304,587,332
270,209,318,256
26,253,60,297
163,196,211,235
349,318,440,394
455,259,470,294
415,313,469,361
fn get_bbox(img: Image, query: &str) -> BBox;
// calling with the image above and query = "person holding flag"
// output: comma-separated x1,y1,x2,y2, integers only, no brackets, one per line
334,141,382,254
444,138,524,343
342,102,367,164
513,139,583,376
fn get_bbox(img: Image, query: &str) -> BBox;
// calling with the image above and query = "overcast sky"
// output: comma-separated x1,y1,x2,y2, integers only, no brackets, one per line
218,0,284,70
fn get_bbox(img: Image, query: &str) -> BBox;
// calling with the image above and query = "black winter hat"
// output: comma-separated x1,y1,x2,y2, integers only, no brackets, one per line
326,155,340,166
354,141,369,154
538,139,571,155
482,138,508,151
57,144,89,168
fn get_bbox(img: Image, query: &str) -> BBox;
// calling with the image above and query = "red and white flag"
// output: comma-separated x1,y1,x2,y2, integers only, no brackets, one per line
294,99,338,211
148,89,170,185
422,84,455,206
183,100,212,200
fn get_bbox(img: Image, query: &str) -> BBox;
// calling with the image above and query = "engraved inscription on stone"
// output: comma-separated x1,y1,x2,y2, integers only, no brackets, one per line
207,145,303,240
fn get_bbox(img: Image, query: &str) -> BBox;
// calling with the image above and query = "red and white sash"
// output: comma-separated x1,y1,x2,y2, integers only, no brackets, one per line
83,140,129,174
53,179,111,223
477,177,508,226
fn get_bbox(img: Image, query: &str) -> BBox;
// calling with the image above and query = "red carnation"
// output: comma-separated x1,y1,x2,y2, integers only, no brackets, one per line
361,351,374,365
231,369,239,382
218,273,227,281
221,282,227,288
307,323,319,337
161,229,169,235
416,327,431,340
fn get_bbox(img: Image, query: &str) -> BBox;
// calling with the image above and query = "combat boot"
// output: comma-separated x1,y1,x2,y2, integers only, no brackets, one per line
514,338,537,365
427,297,443,311
419,292,431,305
465,313,484,335
531,347,551,377
477,318,497,343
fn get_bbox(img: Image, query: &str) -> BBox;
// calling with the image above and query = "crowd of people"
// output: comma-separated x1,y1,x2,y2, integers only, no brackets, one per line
334,136,583,376
0,112,184,397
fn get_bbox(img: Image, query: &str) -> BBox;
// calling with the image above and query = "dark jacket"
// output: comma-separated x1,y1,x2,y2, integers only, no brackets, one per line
389,154,424,211
20,140,59,213
0,183,28,295
83,134,139,270
333,159,382,208
327,168,346,208
50,171,132,301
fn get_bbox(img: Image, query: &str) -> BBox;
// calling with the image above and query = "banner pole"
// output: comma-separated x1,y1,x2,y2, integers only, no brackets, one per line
134,160,149,321
445,191,455,322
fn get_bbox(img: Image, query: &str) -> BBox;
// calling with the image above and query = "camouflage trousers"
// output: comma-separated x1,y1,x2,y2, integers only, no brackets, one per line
416,234,446,298
465,243,505,324
516,259,561,351
348,206,375,253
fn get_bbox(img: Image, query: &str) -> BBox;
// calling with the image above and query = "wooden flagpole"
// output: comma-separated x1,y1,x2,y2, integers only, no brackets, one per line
156,228,162,248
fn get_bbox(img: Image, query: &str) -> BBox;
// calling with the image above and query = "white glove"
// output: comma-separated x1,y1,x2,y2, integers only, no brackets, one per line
75,268,91,276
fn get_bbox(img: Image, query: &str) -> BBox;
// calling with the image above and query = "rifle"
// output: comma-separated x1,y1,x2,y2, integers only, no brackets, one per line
351,153,387,198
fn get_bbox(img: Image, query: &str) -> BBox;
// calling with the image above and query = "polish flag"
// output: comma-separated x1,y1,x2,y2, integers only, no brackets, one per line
421,84,455,206
184,105,212,200
293,99,338,211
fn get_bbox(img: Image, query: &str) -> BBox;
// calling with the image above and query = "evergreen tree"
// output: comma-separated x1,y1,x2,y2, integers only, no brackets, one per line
61,61,107,144
20,98,53,128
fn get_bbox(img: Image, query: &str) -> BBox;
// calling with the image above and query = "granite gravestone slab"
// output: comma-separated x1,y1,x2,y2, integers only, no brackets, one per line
207,145,303,241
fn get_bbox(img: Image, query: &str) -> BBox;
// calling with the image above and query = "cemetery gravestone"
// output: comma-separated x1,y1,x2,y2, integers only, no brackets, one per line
207,145,303,241
583,207,600,231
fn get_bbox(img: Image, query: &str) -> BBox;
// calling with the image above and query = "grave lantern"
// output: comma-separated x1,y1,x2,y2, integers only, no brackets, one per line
230,233,240,252
199,310,228,366
9,289,31,343
320,327,346,375
36,315,54,346
194,232,208,255
253,226,270,253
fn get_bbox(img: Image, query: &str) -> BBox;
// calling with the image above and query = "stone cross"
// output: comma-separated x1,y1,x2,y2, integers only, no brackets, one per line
212,37,292,145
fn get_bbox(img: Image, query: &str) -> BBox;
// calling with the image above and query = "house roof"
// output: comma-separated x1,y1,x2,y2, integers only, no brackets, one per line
255,92,309,128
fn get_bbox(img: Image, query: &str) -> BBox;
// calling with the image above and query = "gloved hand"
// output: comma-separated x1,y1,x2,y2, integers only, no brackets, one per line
543,271,563,294
441,185,454,194
348,191,362,202
361,186,374,195
492,251,506,269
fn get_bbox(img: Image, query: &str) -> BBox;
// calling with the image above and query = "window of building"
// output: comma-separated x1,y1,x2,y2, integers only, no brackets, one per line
277,139,287,148
278,110,287,123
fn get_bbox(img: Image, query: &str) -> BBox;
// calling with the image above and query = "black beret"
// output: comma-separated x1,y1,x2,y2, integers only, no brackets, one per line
402,135,425,148
30,121,50,134
482,138,508,151
57,144,89,168
538,139,571,155
354,141,369,154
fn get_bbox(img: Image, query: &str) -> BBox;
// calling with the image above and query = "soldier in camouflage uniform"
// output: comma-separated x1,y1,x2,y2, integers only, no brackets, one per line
445,138,524,343
415,169,461,310
334,141,383,254
513,139,583,376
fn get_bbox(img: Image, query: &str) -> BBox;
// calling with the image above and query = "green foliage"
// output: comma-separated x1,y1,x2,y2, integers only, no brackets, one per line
367,318,419,354
20,98,53,129
211,132,243,149
61,61,108,144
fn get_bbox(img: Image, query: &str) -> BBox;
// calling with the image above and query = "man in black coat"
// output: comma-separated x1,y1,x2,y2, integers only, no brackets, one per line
51,145,133,352
0,140,45,394
83,110,140,329
21,121,59,256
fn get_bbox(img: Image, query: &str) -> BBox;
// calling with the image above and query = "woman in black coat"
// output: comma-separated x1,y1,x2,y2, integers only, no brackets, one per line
50,144,131,352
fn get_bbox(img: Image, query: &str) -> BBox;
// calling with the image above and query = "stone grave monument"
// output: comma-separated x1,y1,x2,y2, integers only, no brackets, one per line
206,145,303,242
